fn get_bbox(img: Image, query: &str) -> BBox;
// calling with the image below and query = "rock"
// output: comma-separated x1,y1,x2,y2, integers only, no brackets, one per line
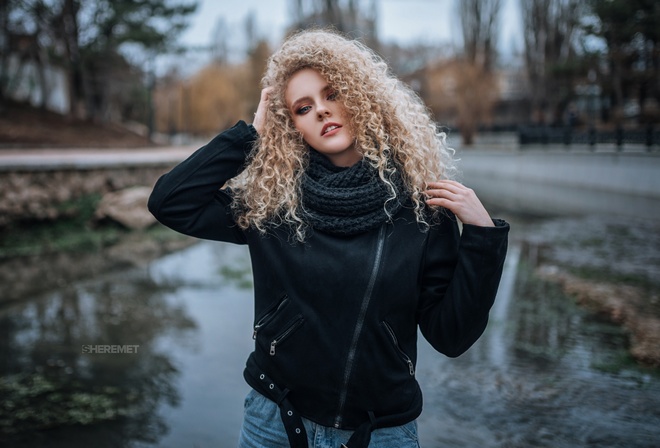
95,186,156,230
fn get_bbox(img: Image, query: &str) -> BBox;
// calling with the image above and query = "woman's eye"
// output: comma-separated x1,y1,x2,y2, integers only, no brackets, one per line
327,91,338,101
296,105,311,115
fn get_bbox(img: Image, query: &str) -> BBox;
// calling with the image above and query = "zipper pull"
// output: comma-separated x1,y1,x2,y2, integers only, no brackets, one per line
269,316,304,356
253,323,263,340
407,360,415,376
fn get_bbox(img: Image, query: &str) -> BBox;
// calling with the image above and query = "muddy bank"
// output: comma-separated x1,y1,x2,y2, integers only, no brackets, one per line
517,215,660,368
537,266,660,367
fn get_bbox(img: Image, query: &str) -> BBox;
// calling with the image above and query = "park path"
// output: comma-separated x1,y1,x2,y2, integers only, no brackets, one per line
0,145,198,170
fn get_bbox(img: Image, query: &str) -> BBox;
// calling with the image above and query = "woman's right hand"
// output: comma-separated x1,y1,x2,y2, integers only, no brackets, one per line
252,87,273,135
426,180,494,227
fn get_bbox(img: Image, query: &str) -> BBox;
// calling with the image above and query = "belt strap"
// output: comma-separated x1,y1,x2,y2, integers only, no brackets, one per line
341,411,376,448
254,370,308,448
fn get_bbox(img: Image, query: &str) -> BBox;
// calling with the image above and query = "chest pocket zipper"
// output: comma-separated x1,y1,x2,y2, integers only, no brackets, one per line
382,321,415,376
253,295,289,340
270,315,305,356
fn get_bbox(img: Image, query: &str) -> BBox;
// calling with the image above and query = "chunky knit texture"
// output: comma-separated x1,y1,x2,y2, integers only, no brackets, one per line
301,150,405,235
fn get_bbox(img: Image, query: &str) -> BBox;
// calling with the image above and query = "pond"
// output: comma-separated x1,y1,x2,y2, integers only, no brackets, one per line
1,214,659,447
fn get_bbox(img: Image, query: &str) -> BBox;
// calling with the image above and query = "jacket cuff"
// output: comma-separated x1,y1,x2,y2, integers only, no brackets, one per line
462,218,509,233
208,120,258,149
460,219,509,249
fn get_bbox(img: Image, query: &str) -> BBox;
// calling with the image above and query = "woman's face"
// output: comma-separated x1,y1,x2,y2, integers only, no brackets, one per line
285,68,361,167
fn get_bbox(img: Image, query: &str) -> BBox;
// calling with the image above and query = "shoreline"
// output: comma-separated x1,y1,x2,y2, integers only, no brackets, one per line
536,265,660,368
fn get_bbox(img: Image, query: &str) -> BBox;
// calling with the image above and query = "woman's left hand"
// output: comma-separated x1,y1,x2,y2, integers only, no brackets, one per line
426,180,494,227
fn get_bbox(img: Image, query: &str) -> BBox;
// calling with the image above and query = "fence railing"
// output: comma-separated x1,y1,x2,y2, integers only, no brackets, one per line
518,126,658,150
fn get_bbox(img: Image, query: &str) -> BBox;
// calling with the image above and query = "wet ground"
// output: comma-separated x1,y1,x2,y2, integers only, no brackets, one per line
1,213,659,447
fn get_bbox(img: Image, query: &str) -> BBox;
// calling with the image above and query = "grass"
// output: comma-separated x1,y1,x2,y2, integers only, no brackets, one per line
0,372,141,434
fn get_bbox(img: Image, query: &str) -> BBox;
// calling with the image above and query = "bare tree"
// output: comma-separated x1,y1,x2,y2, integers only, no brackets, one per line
456,0,502,145
521,0,581,125
287,0,378,46
459,0,502,72
211,17,229,64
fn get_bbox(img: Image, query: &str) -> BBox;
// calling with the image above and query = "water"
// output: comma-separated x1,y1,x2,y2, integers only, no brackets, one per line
1,216,659,448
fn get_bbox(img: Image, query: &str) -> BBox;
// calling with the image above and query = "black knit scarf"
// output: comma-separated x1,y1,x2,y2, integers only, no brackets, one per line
300,149,405,236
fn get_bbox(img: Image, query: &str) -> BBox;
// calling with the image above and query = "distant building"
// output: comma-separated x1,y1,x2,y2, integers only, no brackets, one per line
5,54,69,114
2,32,69,114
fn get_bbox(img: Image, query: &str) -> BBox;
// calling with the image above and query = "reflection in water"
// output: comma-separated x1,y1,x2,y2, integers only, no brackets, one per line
0,250,198,447
1,217,660,448
484,242,520,369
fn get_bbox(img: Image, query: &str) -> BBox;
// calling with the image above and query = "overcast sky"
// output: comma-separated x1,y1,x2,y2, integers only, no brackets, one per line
166,0,523,74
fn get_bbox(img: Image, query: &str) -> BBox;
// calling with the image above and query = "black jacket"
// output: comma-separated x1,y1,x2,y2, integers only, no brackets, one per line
148,121,509,438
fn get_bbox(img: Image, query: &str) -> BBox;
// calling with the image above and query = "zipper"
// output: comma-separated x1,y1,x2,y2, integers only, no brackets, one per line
382,321,415,376
253,295,289,340
269,316,304,356
334,224,387,429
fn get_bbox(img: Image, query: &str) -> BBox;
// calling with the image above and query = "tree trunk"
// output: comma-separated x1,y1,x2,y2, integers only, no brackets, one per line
0,0,10,106
610,45,625,126
60,0,93,120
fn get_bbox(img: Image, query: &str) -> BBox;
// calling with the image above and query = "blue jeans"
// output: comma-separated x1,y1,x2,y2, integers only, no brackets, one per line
238,389,421,448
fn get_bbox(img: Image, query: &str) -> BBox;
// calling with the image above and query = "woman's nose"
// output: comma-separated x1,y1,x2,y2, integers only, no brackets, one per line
317,103,331,119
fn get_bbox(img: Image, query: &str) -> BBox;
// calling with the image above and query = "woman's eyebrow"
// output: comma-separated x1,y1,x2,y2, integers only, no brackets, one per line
289,85,333,110
290,96,311,111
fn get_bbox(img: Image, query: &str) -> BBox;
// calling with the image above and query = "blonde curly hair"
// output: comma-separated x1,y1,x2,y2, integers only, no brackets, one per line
228,29,455,240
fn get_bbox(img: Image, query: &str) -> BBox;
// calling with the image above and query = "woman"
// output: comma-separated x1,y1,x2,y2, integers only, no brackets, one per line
148,29,509,448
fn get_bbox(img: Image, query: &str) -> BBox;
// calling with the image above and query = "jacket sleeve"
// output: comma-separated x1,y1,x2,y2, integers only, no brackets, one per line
147,120,257,244
416,214,509,357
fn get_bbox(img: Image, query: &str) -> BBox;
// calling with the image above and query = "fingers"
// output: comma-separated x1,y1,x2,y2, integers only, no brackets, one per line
260,86,274,102
253,87,275,135
425,180,494,227
427,180,467,194
426,180,472,202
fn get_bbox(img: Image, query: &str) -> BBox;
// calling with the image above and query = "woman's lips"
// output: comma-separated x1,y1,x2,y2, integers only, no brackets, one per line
321,123,342,136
